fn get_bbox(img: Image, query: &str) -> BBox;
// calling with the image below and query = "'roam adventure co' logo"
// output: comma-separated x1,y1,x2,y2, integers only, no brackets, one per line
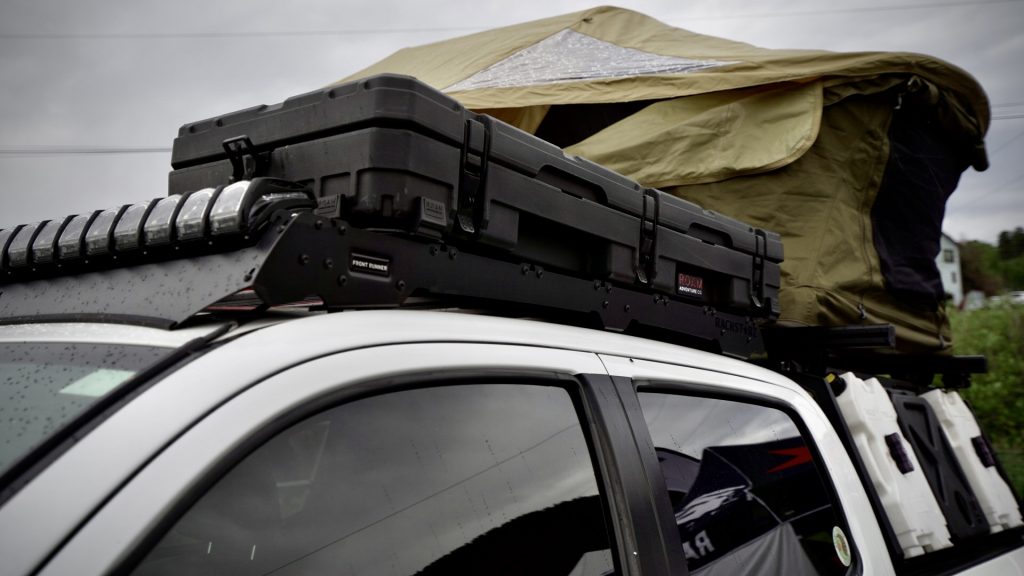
677,272,704,298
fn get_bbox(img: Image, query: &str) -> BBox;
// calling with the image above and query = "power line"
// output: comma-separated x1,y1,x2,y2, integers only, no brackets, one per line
989,126,1024,155
956,138,1024,206
962,171,1024,206
1,97,1021,157
674,0,1023,21
1,0,1020,40
3,111,1023,156
0,27,481,40
0,146,171,157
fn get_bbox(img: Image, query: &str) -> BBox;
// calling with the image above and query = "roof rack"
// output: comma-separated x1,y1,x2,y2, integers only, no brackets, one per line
0,74,984,370
0,178,765,358
761,324,986,389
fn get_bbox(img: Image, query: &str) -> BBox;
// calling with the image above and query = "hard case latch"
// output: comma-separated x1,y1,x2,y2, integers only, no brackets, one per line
456,116,492,235
750,229,767,310
222,136,269,183
635,188,660,285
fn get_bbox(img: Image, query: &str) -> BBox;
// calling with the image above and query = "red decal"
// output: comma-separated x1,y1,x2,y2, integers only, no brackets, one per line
677,273,704,296
767,446,812,473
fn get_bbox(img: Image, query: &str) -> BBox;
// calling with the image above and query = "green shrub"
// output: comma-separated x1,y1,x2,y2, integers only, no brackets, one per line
999,448,1024,499
950,305,1024,496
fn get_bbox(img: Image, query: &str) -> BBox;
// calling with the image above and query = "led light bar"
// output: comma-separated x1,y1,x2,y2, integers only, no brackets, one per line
143,196,183,246
0,227,18,271
30,217,70,265
85,207,126,256
0,178,314,281
57,212,99,260
209,181,251,236
209,179,314,237
113,201,155,252
6,222,43,268
175,187,216,241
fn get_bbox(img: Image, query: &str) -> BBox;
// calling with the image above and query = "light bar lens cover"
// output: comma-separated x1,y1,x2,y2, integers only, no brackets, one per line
58,213,94,260
143,196,182,246
113,203,150,251
209,181,251,236
7,222,43,268
0,228,16,270
85,208,122,256
30,218,65,264
175,188,215,241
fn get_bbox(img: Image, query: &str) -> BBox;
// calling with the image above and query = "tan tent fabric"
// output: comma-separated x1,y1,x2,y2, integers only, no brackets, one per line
340,6,989,353
340,6,988,141
564,82,823,187
666,92,952,351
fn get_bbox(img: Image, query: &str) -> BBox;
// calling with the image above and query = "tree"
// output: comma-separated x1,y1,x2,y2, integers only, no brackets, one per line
997,227,1024,260
1003,256,1024,291
960,240,1003,295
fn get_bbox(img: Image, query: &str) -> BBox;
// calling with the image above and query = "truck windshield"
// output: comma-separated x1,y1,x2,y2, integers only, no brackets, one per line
0,342,170,480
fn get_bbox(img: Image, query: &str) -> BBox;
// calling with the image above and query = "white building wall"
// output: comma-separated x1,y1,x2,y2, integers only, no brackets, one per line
935,234,963,307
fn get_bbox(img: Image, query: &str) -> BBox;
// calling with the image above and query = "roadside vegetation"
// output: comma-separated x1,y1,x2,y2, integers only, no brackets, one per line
960,227,1024,295
952,228,1023,497
950,304,1024,497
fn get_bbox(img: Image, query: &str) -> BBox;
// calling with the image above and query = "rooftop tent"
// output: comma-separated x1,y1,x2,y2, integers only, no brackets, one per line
339,6,991,353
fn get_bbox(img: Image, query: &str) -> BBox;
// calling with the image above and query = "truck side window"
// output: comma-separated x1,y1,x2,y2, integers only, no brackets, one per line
132,384,615,576
638,392,854,575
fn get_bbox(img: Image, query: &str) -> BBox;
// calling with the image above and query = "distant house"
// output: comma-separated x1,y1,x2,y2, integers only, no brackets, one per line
935,233,963,307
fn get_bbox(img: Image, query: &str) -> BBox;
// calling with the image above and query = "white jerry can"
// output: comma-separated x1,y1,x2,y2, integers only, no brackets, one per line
920,389,1024,532
832,372,953,558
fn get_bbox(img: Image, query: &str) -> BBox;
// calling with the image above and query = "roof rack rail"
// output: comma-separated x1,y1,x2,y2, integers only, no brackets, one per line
762,324,986,388
0,181,764,357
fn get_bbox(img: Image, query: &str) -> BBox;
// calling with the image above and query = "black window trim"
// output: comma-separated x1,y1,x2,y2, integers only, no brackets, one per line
578,374,690,576
628,378,864,576
111,368,642,576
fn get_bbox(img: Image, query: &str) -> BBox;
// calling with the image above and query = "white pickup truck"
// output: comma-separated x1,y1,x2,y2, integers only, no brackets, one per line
0,183,1020,576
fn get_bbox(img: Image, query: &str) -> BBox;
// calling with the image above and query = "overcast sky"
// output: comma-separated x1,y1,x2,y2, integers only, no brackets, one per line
0,0,1021,243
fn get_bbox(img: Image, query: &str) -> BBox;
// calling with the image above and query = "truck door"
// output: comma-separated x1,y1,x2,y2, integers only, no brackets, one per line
39,342,678,576
599,354,895,576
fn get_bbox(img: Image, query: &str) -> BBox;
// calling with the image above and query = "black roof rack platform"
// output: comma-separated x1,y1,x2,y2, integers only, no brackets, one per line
0,207,764,358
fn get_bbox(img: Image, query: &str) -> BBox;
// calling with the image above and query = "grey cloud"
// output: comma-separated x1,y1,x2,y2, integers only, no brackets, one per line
1,0,1021,241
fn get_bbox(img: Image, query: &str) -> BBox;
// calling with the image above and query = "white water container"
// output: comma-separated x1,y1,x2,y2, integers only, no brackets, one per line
921,389,1023,532
833,372,952,557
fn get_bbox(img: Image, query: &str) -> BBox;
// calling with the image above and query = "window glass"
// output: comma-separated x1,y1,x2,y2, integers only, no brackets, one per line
0,342,169,478
638,392,853,575
133,384,615,576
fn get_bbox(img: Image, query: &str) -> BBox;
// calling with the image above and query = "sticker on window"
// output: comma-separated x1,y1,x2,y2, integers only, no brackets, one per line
833,526,852,567
59,368,134,397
